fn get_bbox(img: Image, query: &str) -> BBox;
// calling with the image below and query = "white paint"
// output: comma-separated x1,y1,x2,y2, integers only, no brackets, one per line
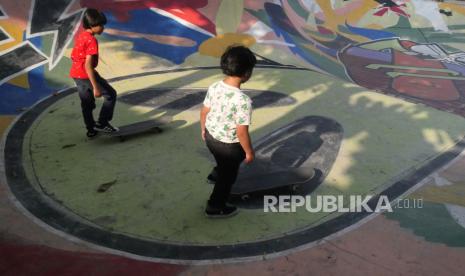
0,26,14,46
244,21,272,38
411,0,450,32
410,43,448,58
330,0,337,10
149,7,214,38
445,204,465,229
0,4,8,19
171,9,185,14
433,172,453,187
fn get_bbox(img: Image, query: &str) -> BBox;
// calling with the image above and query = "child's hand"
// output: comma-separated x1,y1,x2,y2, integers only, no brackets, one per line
93,86,102,98
201,129,206,141
245,150,254,164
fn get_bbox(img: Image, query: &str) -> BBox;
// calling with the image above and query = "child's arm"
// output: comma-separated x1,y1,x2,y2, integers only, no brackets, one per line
85,55,101,98
237,125,254,163
200,105,210,141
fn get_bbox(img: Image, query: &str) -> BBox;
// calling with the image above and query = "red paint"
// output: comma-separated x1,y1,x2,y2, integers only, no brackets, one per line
80,0,216,35
317,26,333,35
391,6,410,18
392,51,460,101
399,40,417,50
373,8,388,17
0,242,185,276
373,5,409,18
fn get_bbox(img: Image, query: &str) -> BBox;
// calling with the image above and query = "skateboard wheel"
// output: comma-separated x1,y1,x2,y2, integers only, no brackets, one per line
241,194,250,201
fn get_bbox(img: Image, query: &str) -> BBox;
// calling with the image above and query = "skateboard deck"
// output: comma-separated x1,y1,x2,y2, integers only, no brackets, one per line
104,117,170,141
230,116,343,196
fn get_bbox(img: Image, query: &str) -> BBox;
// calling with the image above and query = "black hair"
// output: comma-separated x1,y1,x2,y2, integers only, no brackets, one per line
82,8,107,29
220,45,257,78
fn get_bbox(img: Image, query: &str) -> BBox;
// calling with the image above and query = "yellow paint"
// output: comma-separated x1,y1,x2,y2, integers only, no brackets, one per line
315,0,377,29
315,0,338,30
0,21,22,51
7,74,30,89
411,183,465,207
440,3,465,16
305,1,369,42
198,33,256,57
366,23,385,30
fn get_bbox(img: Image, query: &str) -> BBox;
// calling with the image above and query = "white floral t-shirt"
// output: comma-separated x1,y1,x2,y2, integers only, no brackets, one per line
203,81,252,143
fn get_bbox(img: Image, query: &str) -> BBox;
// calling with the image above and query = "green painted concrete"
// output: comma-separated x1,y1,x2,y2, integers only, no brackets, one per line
22,68,465,245
386,201,465,247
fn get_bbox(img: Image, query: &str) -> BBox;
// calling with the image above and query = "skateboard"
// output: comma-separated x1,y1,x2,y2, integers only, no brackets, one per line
104,117,170,141
229,116,343,199
232,167,316,200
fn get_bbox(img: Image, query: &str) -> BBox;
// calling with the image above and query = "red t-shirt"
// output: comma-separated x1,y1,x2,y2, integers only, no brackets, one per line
69,31,99,79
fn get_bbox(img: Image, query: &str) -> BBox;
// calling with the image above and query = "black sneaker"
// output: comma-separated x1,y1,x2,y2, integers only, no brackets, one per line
86,130,98,138
205,202,238,218
94,122,119,133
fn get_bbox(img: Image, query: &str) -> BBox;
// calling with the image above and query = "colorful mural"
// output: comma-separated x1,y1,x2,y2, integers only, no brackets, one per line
3,0,465,114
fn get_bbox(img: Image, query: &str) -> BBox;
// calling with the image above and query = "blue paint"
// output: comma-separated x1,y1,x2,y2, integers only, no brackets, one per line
345,23,395,40
0,67,55,115
27,32,42,50
315,43,338,57
104,9,211,64
264,3,321,68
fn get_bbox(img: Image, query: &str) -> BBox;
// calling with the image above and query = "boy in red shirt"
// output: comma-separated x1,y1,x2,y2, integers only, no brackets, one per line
70,8,118,137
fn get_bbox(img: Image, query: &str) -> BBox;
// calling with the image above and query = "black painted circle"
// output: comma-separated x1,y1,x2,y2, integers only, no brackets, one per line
3,68,465,262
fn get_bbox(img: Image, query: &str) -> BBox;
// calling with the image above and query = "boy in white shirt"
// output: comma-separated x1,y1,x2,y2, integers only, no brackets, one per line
200,45,257,218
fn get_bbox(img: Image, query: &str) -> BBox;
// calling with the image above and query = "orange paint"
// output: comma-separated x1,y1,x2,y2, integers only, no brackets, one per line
199,33,255,57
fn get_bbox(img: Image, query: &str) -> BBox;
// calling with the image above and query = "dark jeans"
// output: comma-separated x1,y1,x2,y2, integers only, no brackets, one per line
74,74,117,131
205,130,245,208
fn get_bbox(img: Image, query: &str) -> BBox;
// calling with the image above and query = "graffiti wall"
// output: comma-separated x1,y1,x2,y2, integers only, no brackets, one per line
1,0,465,115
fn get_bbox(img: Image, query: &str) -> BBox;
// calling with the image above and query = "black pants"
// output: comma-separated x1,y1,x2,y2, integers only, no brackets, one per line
74,74,117,131
205,130,245,208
